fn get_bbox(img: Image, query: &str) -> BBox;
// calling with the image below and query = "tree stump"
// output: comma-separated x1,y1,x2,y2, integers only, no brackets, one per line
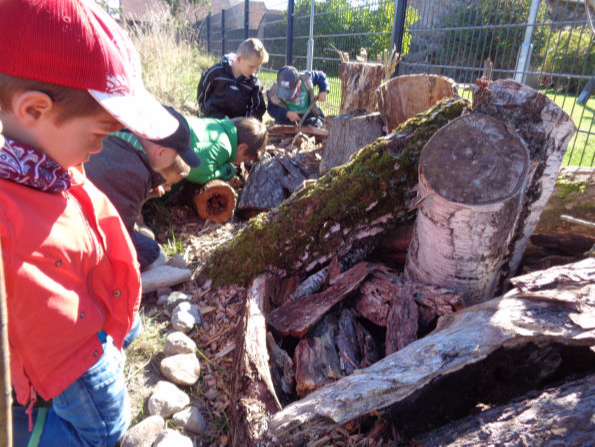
193,180,237,223
404,113,529,306
322,111,385,174
338,61,385,114
377,74,458,133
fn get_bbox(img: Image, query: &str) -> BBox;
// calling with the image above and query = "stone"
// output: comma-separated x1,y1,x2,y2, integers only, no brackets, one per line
167,254,188,269
147,381,190,418
165,291,193,314
171,301,202,333
160,353,201,386
153,429,193,447
120,415,164,447
172,406,207,434
141,265,192,294
164,331,197,356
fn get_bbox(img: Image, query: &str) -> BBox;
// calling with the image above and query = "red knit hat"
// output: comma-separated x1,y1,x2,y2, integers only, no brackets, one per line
0,0,177,140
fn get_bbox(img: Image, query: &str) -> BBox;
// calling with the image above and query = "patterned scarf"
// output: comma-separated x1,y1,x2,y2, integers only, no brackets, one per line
0,139,70,193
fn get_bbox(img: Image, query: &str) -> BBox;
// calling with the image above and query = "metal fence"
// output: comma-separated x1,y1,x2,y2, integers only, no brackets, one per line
195,0,595,167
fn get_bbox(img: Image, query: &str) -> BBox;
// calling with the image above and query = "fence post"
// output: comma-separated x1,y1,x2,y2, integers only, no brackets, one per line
286,0,295,65
391,0,408,77
206,15,211,54
221,9,226,57
514,0,540,84
244,0,249,40
306,0,314,71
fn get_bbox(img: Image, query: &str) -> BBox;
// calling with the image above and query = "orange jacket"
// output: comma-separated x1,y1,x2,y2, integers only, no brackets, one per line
0,142,141,405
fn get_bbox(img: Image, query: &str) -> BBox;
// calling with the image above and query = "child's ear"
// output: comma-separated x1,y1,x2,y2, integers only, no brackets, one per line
12,91,54,126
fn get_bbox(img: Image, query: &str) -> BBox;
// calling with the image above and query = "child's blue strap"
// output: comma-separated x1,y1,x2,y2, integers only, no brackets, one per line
97,330,108,343
27,407,47,447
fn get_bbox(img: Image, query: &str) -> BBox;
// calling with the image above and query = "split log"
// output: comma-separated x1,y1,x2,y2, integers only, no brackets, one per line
266,332,295,406
404,113,530,306
473,79,577,289
322,112,385,174
231,274,281,446
267,262,372,338
294,314,342,397
335,309,362,375
367,221,414,268
267,258,595,444
337,61,385,114
236,155,286,219
203,98,471,287
377,74,458,133
267,124,329,139
412,373,595,446
385,282,418,355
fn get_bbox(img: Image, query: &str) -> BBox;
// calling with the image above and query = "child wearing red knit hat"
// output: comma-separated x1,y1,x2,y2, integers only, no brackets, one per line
0,0,177,444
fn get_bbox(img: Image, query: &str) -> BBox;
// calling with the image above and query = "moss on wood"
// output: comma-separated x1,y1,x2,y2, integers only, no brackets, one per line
203,98,470,287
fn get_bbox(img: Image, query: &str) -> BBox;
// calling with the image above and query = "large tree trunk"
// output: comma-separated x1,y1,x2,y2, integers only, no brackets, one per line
202,98,470,287
472,79,577,289
338,62,385,114
322,111,385,174
404,113,530,306
377,74,458,133
231,274,281,447
267,258,595,444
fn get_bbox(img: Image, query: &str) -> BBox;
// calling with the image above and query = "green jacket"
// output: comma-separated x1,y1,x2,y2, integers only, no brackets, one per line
185,117,238,184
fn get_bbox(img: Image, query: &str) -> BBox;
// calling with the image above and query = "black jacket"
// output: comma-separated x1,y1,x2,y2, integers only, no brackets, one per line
197,53,266,120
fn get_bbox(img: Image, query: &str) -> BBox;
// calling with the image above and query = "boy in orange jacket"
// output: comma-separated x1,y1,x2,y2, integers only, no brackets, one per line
0,0,178,444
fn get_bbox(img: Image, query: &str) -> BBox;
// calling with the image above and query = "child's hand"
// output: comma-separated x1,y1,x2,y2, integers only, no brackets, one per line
147,185,168,199
317,91,328,102
287,111,301,123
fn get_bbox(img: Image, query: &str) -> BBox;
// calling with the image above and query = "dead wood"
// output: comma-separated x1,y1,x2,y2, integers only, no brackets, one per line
367,221,414,269
294,314,342,397
385,282,418,355
377,74,458,133
404,113,530,306
231,274,281,446
266,332,295,406
335,309,361,375
203,98,470,287
268,125,329,138
337,61,385,114
267,258,595,443
267,262,372,338
412,373,595,446
472,79,577,290
322,112,385,174
193,179,237,223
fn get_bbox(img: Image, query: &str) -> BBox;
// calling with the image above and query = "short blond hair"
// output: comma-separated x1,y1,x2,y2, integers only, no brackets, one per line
237,38,269,64
157,155,190,185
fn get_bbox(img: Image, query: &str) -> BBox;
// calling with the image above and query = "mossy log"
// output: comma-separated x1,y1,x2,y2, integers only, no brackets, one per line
202,98,471,287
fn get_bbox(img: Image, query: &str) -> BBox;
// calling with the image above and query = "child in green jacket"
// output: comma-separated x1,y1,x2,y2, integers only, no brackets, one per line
185,116,268,184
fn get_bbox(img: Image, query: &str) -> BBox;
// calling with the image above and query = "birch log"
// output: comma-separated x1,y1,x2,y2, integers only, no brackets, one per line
404,113,530,306
338,62,384,114
267,258,595,444
473,79,577,289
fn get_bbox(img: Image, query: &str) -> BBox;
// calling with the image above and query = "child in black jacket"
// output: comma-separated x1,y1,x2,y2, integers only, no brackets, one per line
197,38,269,121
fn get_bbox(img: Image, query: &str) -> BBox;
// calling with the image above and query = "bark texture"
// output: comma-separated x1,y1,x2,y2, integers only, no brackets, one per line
338,62,385,114
203,98,471,287
378,74,458,133
322,112,385,174
404,113,530,306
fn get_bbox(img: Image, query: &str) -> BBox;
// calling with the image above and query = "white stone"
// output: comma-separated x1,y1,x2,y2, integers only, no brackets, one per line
153,428,193,447
165,331,197,356
171,302,202,333
120,415,164,447
160,353,201,386
147,381,190,418
172,406,207,434
141,265,192,294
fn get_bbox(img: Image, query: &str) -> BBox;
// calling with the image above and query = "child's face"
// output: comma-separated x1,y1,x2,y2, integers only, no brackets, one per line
41,107,123,168
234,56,263,78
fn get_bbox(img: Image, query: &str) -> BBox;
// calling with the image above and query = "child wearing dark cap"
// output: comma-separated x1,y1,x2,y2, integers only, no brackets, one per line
86,105,200,271
266,65,330,128
0,0,178,444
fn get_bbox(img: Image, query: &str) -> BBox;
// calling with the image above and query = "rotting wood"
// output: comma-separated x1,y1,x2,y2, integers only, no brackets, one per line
385,282,418,355
377,74,458,133
335,309,362,375
267,258,595,444
231,274,281,447
472,79,577,291
412,372,595,446
337,61,385,114
267,262,372,338
404,113,530,306
266,332,295,406
322,112,385,174
268,125,329,139
203,98,470,287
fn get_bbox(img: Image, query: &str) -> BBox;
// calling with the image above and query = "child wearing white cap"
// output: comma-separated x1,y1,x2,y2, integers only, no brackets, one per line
0,0,177,444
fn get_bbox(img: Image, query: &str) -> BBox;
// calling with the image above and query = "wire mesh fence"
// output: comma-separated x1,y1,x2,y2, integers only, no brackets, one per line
194,0,595,167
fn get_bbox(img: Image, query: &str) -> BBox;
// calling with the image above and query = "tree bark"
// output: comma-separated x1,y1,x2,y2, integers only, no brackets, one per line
404,113,530,306
338,61,385,114
203,98,470,287
267,258,595,444
473,79,577,290
377,74,458,133
231,274,281,447
322,112,385,174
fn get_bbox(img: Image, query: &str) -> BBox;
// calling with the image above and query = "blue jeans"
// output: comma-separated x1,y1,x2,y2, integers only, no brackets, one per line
13,336,130,447
129,230,160,271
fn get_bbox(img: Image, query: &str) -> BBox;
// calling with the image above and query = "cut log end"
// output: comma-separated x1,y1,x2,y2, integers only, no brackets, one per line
193,180,237,223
